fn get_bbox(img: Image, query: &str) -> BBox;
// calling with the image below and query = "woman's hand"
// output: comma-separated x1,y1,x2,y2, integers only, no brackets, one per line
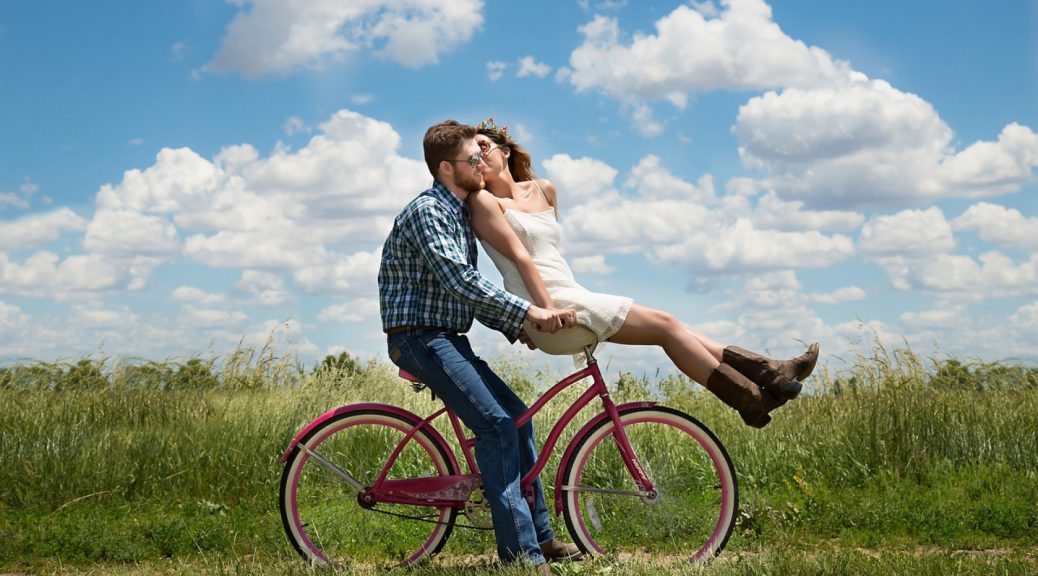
526,306,578,333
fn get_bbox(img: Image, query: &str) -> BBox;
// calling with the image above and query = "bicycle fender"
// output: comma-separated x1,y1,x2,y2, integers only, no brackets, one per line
552,401,657,516
278,402,458,471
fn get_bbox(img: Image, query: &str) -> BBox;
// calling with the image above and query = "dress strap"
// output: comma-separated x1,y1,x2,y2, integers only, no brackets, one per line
530,179,549,204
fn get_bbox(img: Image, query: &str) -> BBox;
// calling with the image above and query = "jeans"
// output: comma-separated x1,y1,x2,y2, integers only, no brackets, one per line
387,328,552,564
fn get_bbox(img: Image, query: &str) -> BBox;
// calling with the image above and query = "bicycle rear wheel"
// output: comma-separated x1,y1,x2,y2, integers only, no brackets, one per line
279,406,459,567
559,406,737,562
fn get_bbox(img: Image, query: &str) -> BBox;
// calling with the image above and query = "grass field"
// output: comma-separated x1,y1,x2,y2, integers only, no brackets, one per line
1,343,1036,575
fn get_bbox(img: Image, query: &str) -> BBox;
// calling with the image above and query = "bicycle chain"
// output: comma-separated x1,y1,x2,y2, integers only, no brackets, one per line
361,505,494,531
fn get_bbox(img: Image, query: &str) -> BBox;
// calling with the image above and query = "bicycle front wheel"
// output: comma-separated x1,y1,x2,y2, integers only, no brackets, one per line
560,406,737,563
279,406,459,567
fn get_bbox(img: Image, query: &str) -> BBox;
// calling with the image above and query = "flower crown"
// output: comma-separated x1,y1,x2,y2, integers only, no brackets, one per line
477,116,508,135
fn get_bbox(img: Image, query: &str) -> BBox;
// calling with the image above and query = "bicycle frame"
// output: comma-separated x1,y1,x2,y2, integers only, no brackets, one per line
284,349,660,516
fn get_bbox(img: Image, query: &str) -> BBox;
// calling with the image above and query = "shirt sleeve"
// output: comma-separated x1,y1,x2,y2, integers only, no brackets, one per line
405,200,529,340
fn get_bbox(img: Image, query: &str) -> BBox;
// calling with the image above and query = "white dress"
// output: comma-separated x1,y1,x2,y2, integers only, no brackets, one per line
481,205,633,353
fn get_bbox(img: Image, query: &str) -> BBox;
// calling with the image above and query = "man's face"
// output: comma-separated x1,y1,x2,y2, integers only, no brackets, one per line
448,139,487,194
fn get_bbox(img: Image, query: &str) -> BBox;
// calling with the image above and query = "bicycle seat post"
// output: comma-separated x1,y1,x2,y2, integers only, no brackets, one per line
583,344,597,366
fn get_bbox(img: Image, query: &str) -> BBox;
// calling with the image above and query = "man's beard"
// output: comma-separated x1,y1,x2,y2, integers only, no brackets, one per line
457,172,485,194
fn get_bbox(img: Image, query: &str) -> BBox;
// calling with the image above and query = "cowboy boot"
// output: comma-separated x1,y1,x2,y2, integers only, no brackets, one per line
722,344,820,400
729,343,819,382
705,363,781,428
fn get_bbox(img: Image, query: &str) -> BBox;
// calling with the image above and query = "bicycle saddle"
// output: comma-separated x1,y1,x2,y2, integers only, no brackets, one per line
522,322,598,356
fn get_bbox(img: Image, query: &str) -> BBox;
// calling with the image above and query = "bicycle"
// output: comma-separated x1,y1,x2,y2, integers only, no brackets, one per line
279,326,738,568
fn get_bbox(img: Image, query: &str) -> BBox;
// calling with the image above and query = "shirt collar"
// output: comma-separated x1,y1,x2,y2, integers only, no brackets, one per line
430,180,466,212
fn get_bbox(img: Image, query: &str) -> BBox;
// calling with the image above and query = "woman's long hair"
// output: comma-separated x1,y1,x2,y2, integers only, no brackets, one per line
477,127,537,183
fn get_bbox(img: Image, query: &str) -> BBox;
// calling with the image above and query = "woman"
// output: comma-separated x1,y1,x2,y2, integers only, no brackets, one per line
468,119,818,428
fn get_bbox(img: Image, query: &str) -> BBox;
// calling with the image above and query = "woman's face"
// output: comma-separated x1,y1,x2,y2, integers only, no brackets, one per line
475,134,508,179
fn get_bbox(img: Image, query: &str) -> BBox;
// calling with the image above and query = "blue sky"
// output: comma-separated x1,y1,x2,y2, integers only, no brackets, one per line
1,0,1036,378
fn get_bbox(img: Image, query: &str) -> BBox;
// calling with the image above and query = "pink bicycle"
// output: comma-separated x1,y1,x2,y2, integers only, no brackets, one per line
279,329,738,567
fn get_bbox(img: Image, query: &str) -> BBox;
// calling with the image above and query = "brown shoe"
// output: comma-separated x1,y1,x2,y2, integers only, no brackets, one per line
705,363,772,428
540,538,583,561
722,346,805,400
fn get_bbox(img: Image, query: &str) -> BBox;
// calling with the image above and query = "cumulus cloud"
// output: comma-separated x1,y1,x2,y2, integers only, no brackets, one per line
0,208,87,251
952,201,1038,252
858,207,955,258
571,255,615,275
624,155,717,204
752,192,865,232
172,286,227,306
811,286,867,304
90,109,422,294
207,0,484,76
0,300,29,333
542,152,854,274
318,297,379,323
516,56,551,78
567,1,851,100
735,81,1038,208
0,252,128,298
486,60,507,81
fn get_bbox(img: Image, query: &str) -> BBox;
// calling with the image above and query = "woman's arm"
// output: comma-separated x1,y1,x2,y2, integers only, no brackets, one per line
469,190,555,309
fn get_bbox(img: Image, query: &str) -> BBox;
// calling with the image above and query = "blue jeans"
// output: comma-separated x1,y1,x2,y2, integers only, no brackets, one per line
387,328,552,564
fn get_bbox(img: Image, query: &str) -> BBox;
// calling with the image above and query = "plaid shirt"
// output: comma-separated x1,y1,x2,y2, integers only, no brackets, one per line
378,181,529,341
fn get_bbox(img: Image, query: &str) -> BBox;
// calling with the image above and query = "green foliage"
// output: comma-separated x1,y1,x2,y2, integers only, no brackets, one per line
315,350,362,376
1,342,1037,573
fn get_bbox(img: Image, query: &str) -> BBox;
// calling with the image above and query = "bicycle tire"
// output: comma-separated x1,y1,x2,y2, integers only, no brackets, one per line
559,406,737,562
279,406,459,567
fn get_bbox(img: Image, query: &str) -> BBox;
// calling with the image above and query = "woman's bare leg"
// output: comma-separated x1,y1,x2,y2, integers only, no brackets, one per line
682,325,725,362
607,304,718,384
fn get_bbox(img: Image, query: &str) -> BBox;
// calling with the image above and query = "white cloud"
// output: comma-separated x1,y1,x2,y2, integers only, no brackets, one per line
952,201,1038,252
20,179,39,197
172,286,227,306
318,297,379,323
624,155,716,203
0,300,29,333
543,153,854,274
0,208,87,251
293,249,381,295
937,123,1038,197
83,209,180,257
571,255,615,275
283,116,310,135
71,304,140,329
207,0,484,76
516,56,551,78
486,60,507,81
753,192,865,232
734,81,1038,208
0,252,129,298
810,286,866,304
858,207,955,258
541,154,619,204
179,305,249,329
567,2,851,101
876,252,1038,298
899,306,965,330
0,192,29,210
92,109,423,288
236,270,291,306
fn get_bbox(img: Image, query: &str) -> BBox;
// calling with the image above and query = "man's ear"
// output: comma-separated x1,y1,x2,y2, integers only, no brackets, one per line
437,160,452,180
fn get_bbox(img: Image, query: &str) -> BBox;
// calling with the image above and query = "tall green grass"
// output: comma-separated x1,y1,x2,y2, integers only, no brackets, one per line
1,342,1036,572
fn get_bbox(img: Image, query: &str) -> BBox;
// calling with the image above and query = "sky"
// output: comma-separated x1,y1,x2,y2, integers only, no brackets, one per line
1,0,1036,379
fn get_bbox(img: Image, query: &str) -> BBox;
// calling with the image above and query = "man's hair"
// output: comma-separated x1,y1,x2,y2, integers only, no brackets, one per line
423,120,477,179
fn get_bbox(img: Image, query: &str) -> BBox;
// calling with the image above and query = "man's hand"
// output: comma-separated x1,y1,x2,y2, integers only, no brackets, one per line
526,305,578,333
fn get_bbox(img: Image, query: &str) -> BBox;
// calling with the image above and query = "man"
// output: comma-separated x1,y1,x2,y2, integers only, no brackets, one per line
378,120,581,571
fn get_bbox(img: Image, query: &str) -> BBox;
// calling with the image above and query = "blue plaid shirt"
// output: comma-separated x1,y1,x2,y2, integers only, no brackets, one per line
378,181,529,341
